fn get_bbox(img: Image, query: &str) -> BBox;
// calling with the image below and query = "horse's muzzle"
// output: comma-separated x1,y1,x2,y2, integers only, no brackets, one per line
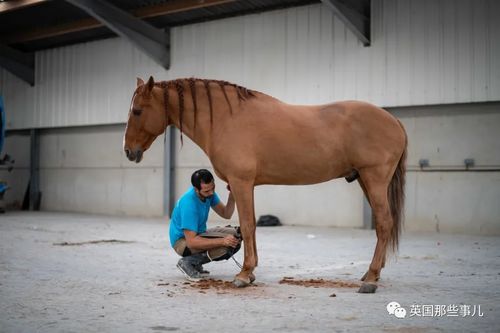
124,148,143,163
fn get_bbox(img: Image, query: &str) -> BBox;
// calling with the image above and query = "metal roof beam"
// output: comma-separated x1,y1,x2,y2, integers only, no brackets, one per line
134,0,234,19
321,0,370,46
0,44,34,86
65,0,170,69
0,0,48,14
3,0,234,45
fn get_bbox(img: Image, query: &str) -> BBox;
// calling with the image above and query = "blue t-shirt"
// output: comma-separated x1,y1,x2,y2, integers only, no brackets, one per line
169,187,221,247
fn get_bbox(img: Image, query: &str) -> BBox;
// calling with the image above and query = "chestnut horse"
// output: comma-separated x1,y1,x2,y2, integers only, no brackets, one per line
124,76,407,293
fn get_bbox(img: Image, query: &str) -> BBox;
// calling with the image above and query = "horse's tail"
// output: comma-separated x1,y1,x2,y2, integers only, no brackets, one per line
388,120,407,253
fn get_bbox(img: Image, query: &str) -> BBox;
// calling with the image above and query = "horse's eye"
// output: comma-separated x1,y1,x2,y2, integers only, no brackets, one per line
132,108,142,116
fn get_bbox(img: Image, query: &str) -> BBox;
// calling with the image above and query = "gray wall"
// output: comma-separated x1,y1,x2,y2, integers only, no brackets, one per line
1,125,163,216
0,132,30,209
393,102,500,234
38,125,164,216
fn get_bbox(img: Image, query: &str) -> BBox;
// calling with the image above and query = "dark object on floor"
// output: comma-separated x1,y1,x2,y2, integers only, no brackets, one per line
53,239,136,246
257,215,281,227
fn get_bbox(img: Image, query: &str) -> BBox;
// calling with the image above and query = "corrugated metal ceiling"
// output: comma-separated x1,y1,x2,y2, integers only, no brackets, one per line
0,0,319,52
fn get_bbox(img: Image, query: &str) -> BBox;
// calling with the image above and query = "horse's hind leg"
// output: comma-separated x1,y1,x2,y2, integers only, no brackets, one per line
357,177,386,281
357,166,394,293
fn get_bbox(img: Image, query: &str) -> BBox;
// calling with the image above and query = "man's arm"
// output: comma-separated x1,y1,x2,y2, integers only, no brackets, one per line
184,230,239,250
212,187,235,219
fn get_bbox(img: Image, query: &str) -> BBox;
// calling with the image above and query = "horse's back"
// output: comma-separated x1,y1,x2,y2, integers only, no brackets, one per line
321,100,396,124
321,100,406,167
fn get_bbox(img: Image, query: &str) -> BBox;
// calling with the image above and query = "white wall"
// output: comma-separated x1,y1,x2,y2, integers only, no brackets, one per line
392,103,500,168
392,102,500,234
37,125,164,216
1,0,499,129
405,172,500,234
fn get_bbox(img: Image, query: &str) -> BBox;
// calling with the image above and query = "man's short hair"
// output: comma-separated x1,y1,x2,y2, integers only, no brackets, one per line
191,169,214,190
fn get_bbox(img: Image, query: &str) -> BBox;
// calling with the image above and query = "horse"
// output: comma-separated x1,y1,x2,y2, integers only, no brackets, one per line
124,76,407,293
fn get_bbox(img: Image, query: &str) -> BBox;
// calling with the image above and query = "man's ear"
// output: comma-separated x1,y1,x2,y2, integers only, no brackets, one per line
136,77,144,87
146,76,155,92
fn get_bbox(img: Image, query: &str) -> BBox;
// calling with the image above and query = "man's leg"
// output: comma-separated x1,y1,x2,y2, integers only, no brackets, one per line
200,226,242,261
173,238,211,280
176,252,211,282
172,226,242,281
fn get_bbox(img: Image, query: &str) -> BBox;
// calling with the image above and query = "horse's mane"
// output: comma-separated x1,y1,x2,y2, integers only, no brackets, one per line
152,78,256,144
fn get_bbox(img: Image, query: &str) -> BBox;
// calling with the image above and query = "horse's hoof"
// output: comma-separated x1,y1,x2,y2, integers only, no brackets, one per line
233,278,250,288
358,283,378,294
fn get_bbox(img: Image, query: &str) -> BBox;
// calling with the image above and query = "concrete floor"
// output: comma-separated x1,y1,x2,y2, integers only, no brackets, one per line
0,212,499,333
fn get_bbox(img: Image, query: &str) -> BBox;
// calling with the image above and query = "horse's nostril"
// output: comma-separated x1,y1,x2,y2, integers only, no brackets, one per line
136,150,143,163
128,151,136,161
125,149,130,158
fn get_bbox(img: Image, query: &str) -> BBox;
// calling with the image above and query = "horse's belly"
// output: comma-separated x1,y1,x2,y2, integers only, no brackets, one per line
255,154,347,186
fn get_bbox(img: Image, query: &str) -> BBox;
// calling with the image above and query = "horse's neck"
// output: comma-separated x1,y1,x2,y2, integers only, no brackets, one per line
163,80,229,154
162,78,257,154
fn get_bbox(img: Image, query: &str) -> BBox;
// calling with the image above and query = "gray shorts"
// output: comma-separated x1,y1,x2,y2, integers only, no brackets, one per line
173,226,241,260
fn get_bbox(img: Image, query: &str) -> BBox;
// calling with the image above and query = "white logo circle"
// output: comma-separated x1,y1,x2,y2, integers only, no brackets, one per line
386,301,401,315
394,307,407,319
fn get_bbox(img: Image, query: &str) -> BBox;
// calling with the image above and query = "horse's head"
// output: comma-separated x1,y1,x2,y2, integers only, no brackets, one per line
123,76,167,163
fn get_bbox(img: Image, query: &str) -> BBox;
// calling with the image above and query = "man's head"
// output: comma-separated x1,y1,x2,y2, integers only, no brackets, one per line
191,169,215,199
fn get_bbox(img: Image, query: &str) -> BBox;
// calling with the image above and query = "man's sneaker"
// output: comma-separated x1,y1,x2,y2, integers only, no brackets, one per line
194,265,210,277
176,258,202,282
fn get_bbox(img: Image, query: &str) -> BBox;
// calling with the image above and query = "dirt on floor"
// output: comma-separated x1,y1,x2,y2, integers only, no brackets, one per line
279,276,361,288
53,239,136,246
191,279,238,290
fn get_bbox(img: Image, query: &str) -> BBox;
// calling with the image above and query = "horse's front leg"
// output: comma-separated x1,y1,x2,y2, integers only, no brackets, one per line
228,178,257,288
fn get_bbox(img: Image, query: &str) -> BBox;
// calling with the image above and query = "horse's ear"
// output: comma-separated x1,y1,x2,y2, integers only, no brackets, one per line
137,77,145,87
146,76,155,92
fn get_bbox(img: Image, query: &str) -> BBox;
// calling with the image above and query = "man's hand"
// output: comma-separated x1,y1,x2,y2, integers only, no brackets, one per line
221,235,240,248
213,184,235,219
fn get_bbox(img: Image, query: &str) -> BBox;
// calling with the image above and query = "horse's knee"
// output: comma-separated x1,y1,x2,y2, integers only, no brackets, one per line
375,220,392,237
372,207,392,235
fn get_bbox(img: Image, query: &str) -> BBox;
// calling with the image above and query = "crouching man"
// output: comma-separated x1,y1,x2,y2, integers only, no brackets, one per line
169,169,241,281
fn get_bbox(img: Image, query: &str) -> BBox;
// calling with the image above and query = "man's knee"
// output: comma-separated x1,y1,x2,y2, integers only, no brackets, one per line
201,225,241,238
175,225,241,260
173,238,187,256
173,238,203,257
203,225,241,261
207,243,241,261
